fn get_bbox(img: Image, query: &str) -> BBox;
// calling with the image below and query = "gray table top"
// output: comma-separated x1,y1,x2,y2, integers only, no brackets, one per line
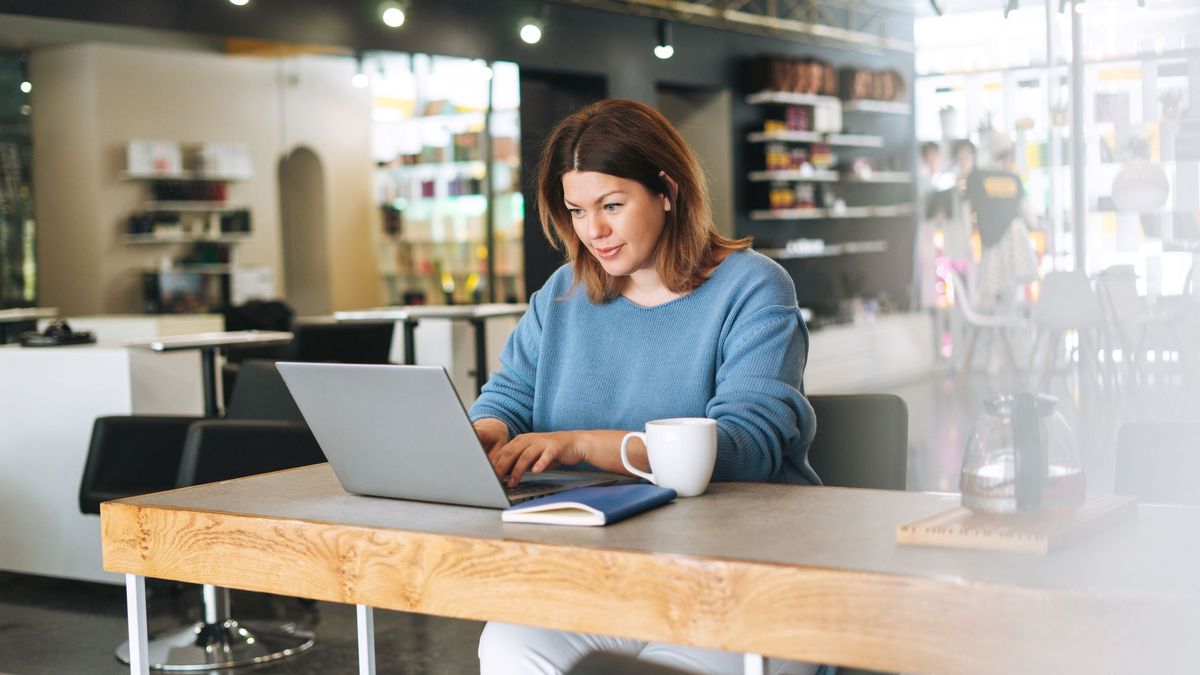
333,303,528,322
122,463,1200,602
124,330,293,351
0,307,58,323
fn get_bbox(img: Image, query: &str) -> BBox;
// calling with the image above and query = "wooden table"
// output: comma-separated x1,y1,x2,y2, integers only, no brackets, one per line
102,464,1200,675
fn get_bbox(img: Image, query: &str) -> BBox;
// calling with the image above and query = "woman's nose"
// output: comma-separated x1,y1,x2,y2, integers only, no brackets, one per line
586,215,611,240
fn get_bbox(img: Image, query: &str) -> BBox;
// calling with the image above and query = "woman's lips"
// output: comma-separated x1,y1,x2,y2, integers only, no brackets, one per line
594,244,624,260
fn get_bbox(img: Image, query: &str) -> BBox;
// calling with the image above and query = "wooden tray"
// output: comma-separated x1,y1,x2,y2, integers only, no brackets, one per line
897,494,1138,554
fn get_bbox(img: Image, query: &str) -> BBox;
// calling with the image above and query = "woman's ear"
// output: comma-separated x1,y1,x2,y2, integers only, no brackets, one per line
658,170,678,212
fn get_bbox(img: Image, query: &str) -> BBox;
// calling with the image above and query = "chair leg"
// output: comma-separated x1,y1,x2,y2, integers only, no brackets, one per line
1039,330,1060,393
999,331,1019,373
115,584,315,670
959,327,980,375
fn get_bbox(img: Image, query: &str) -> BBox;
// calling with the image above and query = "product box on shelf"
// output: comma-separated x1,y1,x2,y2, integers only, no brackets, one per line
127,140,182,176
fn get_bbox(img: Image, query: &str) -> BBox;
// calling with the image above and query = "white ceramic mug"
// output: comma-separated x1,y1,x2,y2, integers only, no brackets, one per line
619,417,717,497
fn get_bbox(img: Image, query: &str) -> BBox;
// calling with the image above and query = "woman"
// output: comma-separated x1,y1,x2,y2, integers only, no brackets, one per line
471,99,818,675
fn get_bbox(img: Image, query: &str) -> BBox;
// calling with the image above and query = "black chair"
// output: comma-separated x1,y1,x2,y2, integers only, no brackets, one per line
806,394,909,490
1116,421,1200,506
80,359,325,670
220,299,296,401
284,319,395,364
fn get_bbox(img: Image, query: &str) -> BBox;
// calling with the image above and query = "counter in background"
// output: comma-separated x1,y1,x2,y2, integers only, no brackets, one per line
806,312,935,393
0,344,203,584
37,313,223,345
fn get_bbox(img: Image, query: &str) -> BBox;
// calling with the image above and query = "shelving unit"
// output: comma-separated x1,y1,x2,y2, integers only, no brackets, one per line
124,232,252,245
120,171,249,182
748,169,840,182
370,55,524,306
740,62,917,314
841,99,912,115
142,201,243,212
748,131,885,147
841,171,913,184
750,203,916,221
758,239,889,260
122,141,257,313
746,91,840,107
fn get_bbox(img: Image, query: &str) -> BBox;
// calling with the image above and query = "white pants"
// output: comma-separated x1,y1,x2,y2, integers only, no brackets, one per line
478,621,818,675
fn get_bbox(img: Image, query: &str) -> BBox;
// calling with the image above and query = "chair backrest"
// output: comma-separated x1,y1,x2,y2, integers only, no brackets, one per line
807,394,908,490
950,269,983,324
224,359,305,421
286,320,395,364
1116,421,1200,506
1034,270,1104,330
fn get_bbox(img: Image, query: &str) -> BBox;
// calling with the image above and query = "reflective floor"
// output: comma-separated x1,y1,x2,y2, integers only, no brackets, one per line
2,355,1195,675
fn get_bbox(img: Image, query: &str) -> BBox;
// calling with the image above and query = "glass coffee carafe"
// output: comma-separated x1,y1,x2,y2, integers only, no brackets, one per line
960,393,1086,514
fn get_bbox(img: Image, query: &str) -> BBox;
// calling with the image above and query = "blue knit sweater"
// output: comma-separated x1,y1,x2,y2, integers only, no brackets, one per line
469,249,818,485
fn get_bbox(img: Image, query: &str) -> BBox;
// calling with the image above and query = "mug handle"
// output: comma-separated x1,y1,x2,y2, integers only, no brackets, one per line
620,432,656,483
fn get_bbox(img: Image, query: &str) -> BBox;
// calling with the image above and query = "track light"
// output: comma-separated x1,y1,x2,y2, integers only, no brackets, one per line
519,17,543,44
352,52,369,88
379,1,406,28
228,0,249,6
654,20,674,59
1074,0,1088,13
1003,0,1018,18
18,57,29,94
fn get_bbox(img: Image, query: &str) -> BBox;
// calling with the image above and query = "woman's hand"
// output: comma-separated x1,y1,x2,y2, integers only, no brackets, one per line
489,432,587,487
473,418,511,456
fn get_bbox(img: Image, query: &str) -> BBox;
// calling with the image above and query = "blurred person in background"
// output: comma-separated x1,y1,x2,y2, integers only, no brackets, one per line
962,139,1040,314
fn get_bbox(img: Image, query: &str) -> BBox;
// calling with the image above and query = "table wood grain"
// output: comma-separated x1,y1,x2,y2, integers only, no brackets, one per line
102,464,1200,674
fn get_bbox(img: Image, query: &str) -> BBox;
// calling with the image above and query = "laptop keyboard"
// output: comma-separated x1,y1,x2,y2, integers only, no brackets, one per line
504,480,562,498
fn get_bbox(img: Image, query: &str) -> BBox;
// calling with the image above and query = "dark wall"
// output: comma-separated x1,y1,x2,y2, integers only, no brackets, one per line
0,0,916,306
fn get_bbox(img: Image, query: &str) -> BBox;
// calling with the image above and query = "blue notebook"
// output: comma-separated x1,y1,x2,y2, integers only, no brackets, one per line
501,484,677,526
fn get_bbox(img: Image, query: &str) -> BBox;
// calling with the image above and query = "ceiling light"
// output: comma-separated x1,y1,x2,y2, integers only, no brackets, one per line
20,80,31,93
1003,0,1018,18
519,18,543,45
1074,0,1088,14
380,2,406,28
654,20,674,60
228,0,249,6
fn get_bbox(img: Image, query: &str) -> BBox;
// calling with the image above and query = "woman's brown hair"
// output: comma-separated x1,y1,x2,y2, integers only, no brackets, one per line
536,98,751,303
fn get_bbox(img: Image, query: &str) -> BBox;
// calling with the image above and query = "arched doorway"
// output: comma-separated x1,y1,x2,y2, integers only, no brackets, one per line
278,146,330,315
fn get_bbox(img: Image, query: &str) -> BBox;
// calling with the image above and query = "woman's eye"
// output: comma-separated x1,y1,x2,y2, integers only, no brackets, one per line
567,208,584,218
603,203,622,213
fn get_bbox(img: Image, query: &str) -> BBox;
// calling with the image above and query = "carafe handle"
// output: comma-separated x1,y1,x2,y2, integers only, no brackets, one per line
1013,392,1046,511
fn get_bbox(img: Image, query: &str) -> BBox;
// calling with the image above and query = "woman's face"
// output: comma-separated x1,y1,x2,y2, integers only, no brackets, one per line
561,170,669,281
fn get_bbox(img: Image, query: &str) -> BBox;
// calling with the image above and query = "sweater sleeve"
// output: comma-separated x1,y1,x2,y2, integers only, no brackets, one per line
706,305,815,482
467,292,544,438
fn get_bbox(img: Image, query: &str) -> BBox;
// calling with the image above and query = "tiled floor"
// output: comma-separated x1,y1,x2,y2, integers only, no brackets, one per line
3,358,1195,675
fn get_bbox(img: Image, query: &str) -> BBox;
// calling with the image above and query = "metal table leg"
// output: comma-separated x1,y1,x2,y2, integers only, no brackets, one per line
471,317,488,396
357,604,376,675
403,319,418,365
744,652,766,675
125,574,149,675
199,347,220,417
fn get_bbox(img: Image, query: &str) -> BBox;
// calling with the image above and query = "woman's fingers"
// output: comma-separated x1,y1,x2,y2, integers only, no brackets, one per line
507,444,557,487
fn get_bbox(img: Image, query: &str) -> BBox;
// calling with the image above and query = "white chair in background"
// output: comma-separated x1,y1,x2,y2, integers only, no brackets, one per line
1029,270,1107,393
950,269,1022,375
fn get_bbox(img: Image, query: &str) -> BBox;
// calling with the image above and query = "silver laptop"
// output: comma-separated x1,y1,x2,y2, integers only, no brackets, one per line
276,362,616,508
